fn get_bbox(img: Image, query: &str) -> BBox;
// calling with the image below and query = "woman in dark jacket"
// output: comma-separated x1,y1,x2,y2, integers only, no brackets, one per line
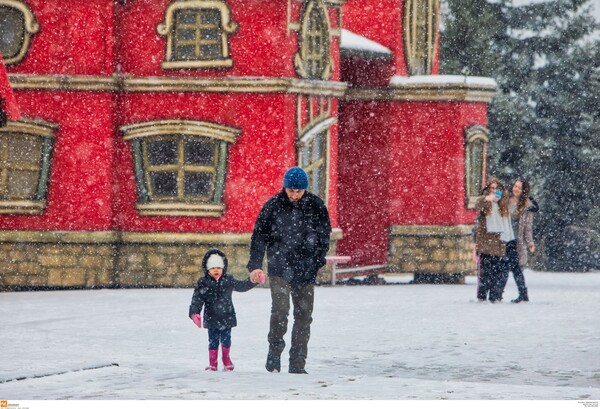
475,178,511,302
189,248,257,371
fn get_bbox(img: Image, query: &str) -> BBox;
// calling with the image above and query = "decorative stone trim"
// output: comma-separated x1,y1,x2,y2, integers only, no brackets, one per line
403,0,439,76
0,229,344,289
0,118,57,214
0,0,39,65
294,0,333,80
389,224,476,284
464,125,489,209
8,74,348,97
344,83,496,103
157,0,238,70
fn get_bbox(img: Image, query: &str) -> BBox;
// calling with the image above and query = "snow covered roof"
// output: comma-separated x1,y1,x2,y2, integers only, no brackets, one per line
340,29,392,59
390,74,497,88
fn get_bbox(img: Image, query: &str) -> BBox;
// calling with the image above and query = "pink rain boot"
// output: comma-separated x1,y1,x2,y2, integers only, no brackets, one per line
205,349,218,371
222,347,235,371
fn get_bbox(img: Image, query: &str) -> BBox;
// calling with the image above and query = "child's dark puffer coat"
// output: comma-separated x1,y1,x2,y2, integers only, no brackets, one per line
188,248,256,329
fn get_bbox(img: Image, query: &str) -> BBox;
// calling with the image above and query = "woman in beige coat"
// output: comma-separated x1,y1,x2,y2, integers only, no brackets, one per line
503,178,536,303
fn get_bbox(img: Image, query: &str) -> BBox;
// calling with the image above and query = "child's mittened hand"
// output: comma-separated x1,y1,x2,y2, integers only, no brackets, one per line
258,272,266,285
191,314,202,328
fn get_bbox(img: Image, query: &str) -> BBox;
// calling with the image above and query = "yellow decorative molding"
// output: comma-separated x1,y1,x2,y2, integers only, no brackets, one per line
390,224,475,236
0,230,120,243
8,74,347,96
120,231,252,244
0,229,344,244
157,0,238,70
344,84,496,103
135,203,226,218
403,0,440,76
0,0,40,65
0,200,45,214
0,117,59,137
121,119,241,143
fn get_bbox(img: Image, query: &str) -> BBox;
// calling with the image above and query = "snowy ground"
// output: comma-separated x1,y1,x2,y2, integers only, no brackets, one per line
1,270,599,404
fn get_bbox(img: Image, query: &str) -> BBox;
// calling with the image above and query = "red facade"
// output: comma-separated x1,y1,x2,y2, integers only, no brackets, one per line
1,0,495,284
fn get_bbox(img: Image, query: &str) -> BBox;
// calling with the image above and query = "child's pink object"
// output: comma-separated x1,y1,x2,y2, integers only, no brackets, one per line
191,314,202,328
258,272,266,284
222,347,235,371
206,349,218,371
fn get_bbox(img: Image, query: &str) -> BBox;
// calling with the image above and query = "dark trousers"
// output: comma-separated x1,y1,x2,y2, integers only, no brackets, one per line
503,240,527,294
268,275,314,369
208,328,232,350
478,254,508,302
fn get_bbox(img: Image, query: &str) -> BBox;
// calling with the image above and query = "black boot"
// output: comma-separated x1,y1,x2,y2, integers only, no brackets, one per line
265,353,281,373
289,367,308,374
511,289,529,303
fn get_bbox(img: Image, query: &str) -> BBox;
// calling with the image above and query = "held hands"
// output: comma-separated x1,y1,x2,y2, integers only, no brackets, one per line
250,269,266,285
191,314,202,328
528,244,535,253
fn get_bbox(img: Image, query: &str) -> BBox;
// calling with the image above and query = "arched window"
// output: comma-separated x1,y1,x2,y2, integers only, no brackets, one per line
298,117,335,199
157,0,238,70
403,0,439,76
0,0,39,65
294,0,332,80
121,120,240,217
464,125,489,208
0,118,56,214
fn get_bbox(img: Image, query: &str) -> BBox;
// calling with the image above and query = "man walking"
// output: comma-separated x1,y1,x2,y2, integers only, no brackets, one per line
248,167,331,374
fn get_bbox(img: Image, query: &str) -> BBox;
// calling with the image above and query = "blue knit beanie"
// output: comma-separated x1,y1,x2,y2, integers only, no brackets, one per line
283,167,309,190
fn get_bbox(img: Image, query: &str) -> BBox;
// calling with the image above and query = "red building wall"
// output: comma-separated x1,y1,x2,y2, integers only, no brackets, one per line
387,101,488,225
2,0,341,234
337,100,391,265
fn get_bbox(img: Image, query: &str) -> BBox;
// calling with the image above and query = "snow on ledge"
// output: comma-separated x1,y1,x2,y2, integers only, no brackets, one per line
340,29,392,55
390,75,497,87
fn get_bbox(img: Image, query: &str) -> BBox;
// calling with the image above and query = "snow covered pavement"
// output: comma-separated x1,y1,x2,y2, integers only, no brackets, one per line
1,271,599,401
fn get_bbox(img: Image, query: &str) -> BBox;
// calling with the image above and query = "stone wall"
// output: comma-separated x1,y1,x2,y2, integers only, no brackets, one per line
389,225,476,284
0,229,343,290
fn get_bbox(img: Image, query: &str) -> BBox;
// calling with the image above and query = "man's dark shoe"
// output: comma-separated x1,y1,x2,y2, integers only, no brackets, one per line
289,367,308,374
265,354,281,373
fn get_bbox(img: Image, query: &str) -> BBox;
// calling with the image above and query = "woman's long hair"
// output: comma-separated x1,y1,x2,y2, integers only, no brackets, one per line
514,177,531,217
482,177,509,217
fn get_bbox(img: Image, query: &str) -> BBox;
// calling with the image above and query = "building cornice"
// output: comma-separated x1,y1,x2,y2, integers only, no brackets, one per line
8,74,348,97
0,228,344,243
344,83,497,103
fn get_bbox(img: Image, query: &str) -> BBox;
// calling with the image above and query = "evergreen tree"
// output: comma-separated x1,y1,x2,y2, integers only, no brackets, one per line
440,0,600,270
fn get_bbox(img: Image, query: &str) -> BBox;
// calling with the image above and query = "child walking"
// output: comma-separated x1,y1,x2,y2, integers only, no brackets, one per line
189,248,264,371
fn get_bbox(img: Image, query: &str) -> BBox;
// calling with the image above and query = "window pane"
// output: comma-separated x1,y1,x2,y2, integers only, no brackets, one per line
150,171,178,197
311,169,320,196
184,172,212,197
0,6,24,59
471,141,484,195
200,28,219,41
312,133,325,162
184,140,214,166
174,45,197,60
147,140,178,165
7,170,38,197
176,10,197,25
7,137,42,164
201,44,222,59
201,9,221,25
177,28,197,42
301,145,310,166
